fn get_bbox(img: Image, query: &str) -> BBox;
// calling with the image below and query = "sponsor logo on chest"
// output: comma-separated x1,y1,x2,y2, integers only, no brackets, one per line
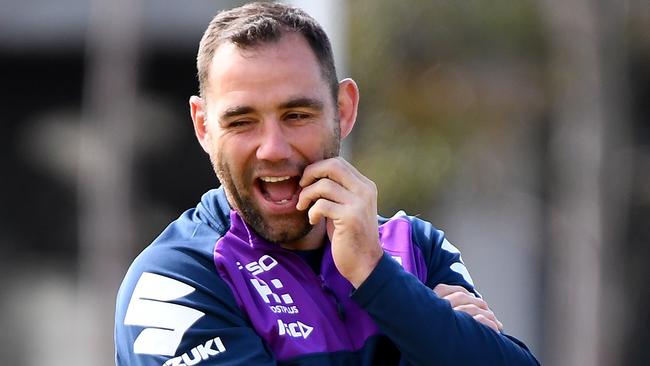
238,255,301,315
277,319,314,339
237,254,320,341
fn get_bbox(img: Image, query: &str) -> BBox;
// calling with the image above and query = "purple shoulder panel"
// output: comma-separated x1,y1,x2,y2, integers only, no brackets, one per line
378,215,428,283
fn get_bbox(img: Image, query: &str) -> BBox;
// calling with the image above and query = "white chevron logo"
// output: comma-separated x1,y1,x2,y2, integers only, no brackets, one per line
124,272,205,356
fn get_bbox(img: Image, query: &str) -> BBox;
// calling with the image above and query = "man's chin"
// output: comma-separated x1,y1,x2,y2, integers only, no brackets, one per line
231,191,312,244
259,215,313,244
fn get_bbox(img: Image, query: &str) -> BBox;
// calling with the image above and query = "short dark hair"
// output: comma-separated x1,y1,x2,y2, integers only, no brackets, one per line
196,2,338,102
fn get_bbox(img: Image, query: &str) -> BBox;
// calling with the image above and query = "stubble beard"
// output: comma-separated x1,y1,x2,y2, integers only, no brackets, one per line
213,124,341,244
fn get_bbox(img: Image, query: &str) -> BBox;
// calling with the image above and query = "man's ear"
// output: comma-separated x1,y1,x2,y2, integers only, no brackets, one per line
337,78,359,139
189,95,211,153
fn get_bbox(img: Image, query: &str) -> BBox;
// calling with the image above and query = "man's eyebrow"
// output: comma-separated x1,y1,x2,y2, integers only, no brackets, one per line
280,98,324,111
219,98,324,120
221,106,255,120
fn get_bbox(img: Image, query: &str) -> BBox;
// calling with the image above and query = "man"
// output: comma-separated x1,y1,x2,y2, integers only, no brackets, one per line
115,2,539,365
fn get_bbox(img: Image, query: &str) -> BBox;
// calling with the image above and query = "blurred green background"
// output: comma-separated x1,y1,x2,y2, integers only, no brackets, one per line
349,0,546,213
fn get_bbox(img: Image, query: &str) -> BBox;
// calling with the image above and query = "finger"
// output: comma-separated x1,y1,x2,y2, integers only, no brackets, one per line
296,178,353,211
433,283,472,298
443,292,489,310
473,314,500,333
332,156,368,182
307,198,342,225
453,305,499,325
454,305,504,331
300,157,366,191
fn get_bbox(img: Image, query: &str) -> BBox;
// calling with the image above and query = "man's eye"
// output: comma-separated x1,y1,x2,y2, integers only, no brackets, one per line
228,120,252,128
286,113,310,121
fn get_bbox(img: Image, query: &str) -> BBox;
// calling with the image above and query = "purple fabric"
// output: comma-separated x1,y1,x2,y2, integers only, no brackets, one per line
378,215,428,283
213,211,426,361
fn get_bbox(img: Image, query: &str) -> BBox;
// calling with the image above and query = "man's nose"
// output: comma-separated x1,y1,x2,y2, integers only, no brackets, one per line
256,120,292,162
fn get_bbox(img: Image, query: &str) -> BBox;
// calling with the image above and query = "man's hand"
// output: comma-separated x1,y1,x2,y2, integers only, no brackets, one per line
433,284,504,332
297,157,383,288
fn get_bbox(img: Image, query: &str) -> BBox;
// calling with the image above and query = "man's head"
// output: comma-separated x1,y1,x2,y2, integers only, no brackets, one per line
189,2,359,247
196,2,339,104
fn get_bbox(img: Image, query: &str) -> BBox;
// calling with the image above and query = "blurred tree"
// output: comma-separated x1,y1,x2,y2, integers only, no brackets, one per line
348,0,546,215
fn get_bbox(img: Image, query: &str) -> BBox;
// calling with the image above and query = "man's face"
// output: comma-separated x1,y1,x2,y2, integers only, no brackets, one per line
201,33,341,244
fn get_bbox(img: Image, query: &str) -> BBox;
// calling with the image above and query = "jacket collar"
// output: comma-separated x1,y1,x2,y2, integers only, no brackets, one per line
195,187,232,236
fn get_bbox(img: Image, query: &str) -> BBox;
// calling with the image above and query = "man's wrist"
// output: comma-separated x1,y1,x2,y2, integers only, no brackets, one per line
346,248,384,288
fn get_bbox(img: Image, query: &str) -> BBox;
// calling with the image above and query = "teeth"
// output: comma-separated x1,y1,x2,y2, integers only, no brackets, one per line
275,199,290,204
260,176,291,183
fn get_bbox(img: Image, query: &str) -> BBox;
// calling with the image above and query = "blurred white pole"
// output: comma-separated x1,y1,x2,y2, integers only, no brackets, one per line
77,0,142,364
288,0,352,158
539,0,630,365
289,0,348,77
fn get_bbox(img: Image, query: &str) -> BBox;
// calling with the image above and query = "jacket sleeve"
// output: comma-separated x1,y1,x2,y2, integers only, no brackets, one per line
350,218,540,366
115,241,277,366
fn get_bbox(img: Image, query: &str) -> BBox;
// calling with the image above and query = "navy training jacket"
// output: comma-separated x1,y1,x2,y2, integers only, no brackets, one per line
115,187,540,365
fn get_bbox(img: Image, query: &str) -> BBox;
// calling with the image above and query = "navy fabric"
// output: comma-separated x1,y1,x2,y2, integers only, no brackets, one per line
290,246,325,275
115,187,539,365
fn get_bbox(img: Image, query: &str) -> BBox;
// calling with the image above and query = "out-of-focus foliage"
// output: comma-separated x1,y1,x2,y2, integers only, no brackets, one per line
348,0,546,214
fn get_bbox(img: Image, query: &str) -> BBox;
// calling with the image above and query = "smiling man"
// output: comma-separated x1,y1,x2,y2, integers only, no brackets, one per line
115,2,539,365
195,31,346,250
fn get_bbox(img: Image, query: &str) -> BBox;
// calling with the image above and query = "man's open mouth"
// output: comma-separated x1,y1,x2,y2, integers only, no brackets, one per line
257,176,301,205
